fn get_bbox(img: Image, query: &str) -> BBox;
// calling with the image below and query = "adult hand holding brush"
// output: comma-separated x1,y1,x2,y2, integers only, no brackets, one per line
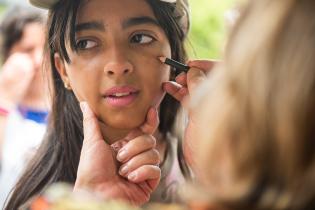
161,58,217,169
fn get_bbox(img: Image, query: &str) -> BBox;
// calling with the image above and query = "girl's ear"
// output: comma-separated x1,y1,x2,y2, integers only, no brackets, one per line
54,53,72,90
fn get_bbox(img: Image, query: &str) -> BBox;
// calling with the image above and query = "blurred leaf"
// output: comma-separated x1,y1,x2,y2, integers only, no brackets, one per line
187,0,235,59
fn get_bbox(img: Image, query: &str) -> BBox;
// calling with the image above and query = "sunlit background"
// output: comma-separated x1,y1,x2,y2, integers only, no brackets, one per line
189,0,236,59
0,0,237,59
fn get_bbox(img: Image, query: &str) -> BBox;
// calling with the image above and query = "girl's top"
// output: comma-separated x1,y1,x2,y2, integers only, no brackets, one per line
149,133,186,203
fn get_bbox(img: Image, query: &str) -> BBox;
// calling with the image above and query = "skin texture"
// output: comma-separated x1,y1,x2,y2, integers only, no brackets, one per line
55,0,171,143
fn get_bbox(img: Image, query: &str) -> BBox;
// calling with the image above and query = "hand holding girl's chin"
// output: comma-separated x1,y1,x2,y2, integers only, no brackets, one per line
74,103,161,206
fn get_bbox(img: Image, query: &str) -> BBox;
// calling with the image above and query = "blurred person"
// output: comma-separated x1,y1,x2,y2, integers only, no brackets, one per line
187,0,315,209
0,6,49,208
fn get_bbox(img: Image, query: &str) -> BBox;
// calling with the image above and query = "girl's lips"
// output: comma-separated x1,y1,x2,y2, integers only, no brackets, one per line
104,92,139,107
104,86,138,96
103,86,140,107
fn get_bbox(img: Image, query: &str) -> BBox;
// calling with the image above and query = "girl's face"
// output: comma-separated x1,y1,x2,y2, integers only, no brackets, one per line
55,0,171,134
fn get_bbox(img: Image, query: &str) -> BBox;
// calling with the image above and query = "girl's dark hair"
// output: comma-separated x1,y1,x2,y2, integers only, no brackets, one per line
0,6,45,62
5,0,189,209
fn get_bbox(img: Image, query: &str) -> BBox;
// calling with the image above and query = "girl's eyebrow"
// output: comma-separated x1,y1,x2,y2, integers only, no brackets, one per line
122,16,160,29
75,21,105,32
75,16,160,33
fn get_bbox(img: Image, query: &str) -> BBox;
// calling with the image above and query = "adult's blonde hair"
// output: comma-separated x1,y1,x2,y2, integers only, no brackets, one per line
192,0,315,209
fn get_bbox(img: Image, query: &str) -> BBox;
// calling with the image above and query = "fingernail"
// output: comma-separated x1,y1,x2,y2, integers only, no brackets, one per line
111,141,123,152
79,102,87,113
119,165,129,175
117,149,128,162
128,172,137,181
111,144,120,152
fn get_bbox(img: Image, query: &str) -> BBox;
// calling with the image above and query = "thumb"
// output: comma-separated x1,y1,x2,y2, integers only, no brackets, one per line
139,107,159,135
80,101,104,143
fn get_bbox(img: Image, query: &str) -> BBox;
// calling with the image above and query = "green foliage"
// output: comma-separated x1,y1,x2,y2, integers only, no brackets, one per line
187,0,235,59
0,4,6,15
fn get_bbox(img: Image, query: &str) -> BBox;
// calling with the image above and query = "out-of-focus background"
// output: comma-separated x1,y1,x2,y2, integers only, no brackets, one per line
0,0,237,59
189,0,236,58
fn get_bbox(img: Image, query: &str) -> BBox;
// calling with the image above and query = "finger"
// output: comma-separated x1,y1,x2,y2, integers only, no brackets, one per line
187,67,207,94
139,107,159,135
187,59,217,73
175,72,187,87
111,139,129,153
116,135,156,162
128,165,161,188
80,101,104,144
119,149,160,176
162,81,188,102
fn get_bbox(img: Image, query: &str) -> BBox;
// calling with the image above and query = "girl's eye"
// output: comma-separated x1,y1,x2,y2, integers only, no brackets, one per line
75,39,98,50
130,34,154,44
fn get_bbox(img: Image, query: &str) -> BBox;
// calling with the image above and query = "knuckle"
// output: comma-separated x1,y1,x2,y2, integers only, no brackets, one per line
151,149,160,164
151,165,161,177
156,166,161,176
147,135,156,148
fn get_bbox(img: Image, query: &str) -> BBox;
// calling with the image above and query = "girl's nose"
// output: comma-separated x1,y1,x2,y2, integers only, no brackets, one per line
103,48,134,77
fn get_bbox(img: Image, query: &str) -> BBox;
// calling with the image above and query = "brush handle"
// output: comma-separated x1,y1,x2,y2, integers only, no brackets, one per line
165,58,190,72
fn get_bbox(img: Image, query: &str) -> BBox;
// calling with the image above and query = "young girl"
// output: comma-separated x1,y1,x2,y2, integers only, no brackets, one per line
5,0,193,208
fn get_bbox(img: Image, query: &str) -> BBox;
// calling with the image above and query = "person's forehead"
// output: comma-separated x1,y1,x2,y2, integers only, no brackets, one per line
29,0,177,9
77,0,155,22
76,0,159,30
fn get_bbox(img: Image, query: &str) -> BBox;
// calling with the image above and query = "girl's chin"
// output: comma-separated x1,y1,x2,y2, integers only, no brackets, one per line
98,119,144,143
112,122,142,130
100,117,144,130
